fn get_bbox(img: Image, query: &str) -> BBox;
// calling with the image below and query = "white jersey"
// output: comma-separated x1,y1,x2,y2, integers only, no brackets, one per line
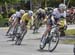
10,12,21,21
52,8,66,19
11,14,17,20
16,11,21,18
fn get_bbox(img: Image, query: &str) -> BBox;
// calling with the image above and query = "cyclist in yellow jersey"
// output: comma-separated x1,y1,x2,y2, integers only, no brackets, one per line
21,13,31,22
20,10,33,29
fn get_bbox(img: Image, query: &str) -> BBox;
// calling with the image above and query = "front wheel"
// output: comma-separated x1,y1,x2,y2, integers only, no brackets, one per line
40,36,46,50
15,29,27,45
48,32,60,52
40,32,50,50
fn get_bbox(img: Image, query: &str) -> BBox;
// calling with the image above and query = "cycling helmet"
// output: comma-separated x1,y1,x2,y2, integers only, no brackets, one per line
45,7,48,11
20,9,25,14
28,10,33,16
59,3,66,10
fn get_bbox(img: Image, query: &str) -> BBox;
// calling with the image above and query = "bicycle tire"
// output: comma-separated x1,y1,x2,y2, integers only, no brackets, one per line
40,37,46,50
15,35,21,45
11,24,18,41
15,29,27,45
19,30,27,45
48,32,60,52
40,33,50,50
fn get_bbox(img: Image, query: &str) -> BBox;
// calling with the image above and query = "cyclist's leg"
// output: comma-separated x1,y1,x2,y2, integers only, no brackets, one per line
10,18,19,35
20,20,28,33
42,24,51,38
40,24,51,47
6,20,14,36
19,20,27,41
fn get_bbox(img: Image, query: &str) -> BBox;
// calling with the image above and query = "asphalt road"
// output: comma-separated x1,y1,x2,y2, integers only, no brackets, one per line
67,24,75,30
0,25,74,55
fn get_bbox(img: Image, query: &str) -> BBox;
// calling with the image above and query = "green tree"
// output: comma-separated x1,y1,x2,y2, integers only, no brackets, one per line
0,0,21,17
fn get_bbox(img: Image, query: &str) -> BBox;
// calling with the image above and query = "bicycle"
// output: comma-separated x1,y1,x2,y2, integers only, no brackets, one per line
15,24,27,45
40,24,60,52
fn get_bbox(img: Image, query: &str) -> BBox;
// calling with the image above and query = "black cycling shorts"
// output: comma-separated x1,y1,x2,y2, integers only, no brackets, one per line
25,20,28,25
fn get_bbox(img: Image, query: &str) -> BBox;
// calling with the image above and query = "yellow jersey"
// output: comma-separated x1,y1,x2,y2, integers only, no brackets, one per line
21,13,33,29
21,13,31,22
59,19,66,28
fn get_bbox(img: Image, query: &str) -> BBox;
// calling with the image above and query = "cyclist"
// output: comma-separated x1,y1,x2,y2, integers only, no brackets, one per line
44,7,54,24
41,3,67,46
35,8,46,26
8,9,25,35
12,9,25,27
14,10,33,45
6,13,17,36
20,10,33,32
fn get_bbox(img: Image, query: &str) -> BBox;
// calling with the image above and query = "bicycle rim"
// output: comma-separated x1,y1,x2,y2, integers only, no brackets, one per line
48,32,60,52
40,37,46,50
16,29,27,45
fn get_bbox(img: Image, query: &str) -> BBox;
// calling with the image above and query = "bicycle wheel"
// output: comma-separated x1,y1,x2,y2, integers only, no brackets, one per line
11,24,18,41
18,29,27,45
15,35,21,45
15,29,27,45
40,32,50,50
40,37,46,49
48,31,60,52
6,25,12,36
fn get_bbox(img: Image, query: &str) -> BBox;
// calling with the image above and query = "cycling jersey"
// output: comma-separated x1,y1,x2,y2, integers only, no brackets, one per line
21,13,32,25
9,14,17,22
10,14,16,20
36,9,46,19
21,13,31,22
52,8,66,19
16,11,21,18
47,8,67,27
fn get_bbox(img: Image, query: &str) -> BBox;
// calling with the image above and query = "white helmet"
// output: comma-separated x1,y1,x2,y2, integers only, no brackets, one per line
20,9,25,14
59,3,66,10
45,7,48,11
28,10,33,16
38,8,43,12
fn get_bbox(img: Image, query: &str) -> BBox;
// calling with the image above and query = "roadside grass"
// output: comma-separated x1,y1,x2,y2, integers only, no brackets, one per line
61,39,75,44
65,29,75,35
60,29,75,44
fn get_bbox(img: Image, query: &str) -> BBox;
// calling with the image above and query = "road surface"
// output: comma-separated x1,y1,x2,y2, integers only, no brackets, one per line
0,25,74,55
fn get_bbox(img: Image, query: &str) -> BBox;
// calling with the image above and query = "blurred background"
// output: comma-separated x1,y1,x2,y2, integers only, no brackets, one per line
0,0,75,27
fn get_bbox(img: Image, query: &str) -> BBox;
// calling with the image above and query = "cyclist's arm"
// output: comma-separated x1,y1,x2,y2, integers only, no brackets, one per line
9,17,12,22
20,14,25,24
